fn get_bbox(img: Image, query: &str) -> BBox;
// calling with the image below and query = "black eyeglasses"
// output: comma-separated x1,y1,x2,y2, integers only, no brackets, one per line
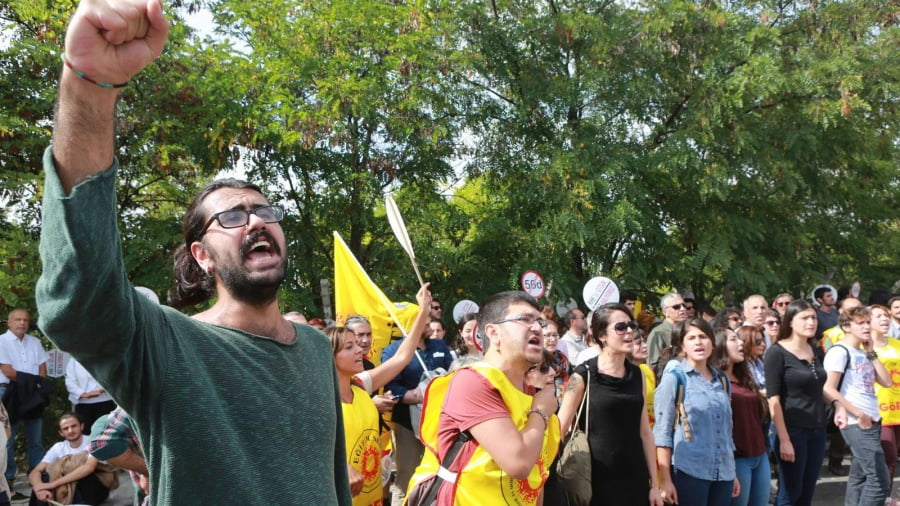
431,304,441,310
728,316,743,322
203,205,284,234
764,320,780,326
494,315,548,329
669,303,685,310
613,321,639,334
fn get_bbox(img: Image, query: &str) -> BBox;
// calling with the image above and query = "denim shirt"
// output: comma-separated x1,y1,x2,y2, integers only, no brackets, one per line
654,361,736,481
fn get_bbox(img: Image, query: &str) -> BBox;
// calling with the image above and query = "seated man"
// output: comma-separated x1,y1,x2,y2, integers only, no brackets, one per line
28,413,115,506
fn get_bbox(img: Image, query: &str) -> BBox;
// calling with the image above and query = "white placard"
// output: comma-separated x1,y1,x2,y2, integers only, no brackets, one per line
452,300,479,324
583,276,620,311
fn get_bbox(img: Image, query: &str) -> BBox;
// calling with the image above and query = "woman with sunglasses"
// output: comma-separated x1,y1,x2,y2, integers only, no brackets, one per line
714,308,745,331
764,300,826,506
713,327,770,506
655,318,737,505
558,303,663,506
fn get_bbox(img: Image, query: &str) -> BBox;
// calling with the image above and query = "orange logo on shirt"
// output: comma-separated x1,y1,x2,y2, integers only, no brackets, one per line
349,428,381,494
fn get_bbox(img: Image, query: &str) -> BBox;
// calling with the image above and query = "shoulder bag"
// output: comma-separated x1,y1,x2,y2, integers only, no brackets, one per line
556,366,591,506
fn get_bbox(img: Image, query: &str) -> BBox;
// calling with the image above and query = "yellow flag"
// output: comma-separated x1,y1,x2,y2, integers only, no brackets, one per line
334,231,419,365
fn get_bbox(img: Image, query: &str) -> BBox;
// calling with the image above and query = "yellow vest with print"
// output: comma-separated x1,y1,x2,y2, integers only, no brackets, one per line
875,338,900,426
407,363,560,505
343,384,383,506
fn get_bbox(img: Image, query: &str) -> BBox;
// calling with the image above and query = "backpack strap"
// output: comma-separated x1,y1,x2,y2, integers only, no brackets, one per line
419,430,473,504
827,343,852,392
669,368,692,442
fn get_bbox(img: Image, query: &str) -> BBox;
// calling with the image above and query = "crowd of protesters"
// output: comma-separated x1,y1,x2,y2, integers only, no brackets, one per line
309,287,900,506
10,2,900,505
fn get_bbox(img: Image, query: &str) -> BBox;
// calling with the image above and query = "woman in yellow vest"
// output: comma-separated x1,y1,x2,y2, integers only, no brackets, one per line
327,284,432,506
406,291,560,505
873,304,900,505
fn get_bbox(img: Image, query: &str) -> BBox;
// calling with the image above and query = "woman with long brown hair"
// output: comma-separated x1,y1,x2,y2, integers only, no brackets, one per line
713,326,770,506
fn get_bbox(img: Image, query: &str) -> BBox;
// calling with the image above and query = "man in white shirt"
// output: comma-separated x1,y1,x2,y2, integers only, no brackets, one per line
28,413,111,505
742,294,771,346
823,306,891,504
558,308,588,359
0,309,49,487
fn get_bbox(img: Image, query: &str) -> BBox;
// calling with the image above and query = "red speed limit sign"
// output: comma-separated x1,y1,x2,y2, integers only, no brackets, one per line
521,270,546,299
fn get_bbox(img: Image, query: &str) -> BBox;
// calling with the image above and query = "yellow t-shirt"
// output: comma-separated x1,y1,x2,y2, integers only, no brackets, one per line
875,338,900,426
639,363,656,427
342,384,383,506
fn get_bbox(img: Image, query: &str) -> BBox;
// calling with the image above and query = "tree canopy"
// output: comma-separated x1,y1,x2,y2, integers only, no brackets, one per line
2,0,898,321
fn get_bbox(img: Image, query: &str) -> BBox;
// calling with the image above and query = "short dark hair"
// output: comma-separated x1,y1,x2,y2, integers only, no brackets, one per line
561,308,584,331
59,412,83,426
620,290,638,303
589,303,633,349
168,178,266,308
478,291,541,351
813,286,831,301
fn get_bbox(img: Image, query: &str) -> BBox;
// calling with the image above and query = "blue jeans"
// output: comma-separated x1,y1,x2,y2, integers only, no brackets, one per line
5,416,44,480
732,454,771,506
673,468,733,506
841,422,890,506
774,425,825,506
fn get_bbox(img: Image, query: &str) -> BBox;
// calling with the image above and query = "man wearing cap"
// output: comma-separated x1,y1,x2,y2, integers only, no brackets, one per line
33,0,350,504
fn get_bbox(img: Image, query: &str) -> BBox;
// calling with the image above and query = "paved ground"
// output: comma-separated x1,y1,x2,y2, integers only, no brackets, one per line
779,456,897,506
5,457,895,505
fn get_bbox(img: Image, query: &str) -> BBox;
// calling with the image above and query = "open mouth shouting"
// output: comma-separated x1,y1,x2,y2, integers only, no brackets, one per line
241,231,281,265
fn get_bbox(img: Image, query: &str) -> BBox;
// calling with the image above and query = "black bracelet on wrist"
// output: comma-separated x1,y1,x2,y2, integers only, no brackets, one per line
866,351,879,361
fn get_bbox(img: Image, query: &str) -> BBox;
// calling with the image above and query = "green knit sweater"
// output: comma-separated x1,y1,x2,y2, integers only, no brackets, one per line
36,147,352,505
